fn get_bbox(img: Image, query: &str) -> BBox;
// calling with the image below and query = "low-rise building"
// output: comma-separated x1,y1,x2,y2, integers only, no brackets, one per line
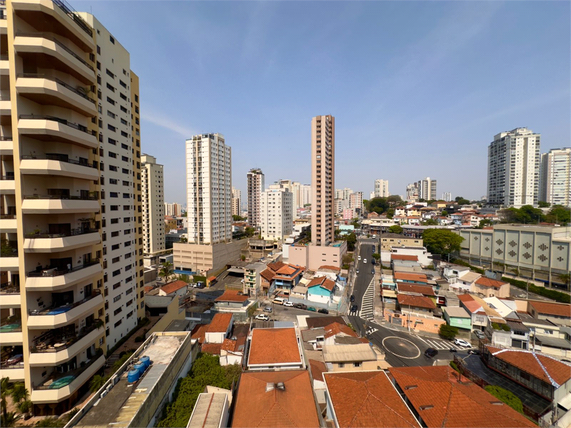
246,328,304,371
397,294,436,314
213,290,255,321
471,276,510,298
443,306,472,331
186,392,230,428
158,280,189,297
205,313,233,344
307,276,337,305
322,343,382,372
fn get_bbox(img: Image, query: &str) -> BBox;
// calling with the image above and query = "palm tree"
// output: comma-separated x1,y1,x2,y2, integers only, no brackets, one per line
10,382,28,404
1,377,12,421
0,411,20,427
89,374,106,393
159,261,174,282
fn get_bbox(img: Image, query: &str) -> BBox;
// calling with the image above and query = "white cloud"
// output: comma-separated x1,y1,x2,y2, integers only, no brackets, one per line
142,111,195,137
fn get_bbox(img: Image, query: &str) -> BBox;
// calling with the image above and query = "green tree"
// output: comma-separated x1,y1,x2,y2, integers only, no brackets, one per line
179,236,188,243
10,383,27,404
232,215,245,221
1,412,19,427
441,210,448,216
477,219,494,229
244,227,256,237
438,324,458,340
1,378,12,422
351,218,360,229
388,225,403,234
89,374,107,393
538,201,550,208
422,219,438,226
372,253,380,261
35,416,65,427
501,205,545,224
484,386,523,414
455,196,470,205
159,261,174,282
546,205,570,225
387,195,403,206
422,229,464,259
344,232,357,251
558,273,570,290
1,240,14,257
178,274,191,283
364,197,389,214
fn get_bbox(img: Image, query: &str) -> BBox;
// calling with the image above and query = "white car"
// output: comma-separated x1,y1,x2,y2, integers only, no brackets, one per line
255,314,269,321
358,256,362,261
363,259,367,264
284,301,294,307
454,338,471,348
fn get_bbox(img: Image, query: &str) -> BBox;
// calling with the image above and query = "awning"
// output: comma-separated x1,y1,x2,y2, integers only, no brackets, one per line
208,276,217,282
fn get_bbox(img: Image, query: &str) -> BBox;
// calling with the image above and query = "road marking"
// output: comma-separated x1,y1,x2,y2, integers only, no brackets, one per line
381,336,421,359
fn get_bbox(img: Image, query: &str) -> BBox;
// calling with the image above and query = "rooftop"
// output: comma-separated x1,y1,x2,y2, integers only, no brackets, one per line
324,371,420,428
307,276,336,291
398,294,436,310
317,265,341,272
214,289,249,303
529,300,571,317
392,254,419,261
443,306,471,318
475,277,507,289
160,280,188,295
206,313,233,333
248,328,302,367
306,316,347,329
322,343,377,363
308,359,327,382
323,322,358,339
231,371,320,427
397,283,435,296
394,272,428,282
187,393,229,428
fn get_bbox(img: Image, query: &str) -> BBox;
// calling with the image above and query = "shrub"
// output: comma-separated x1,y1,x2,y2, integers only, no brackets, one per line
484,385,523,414
439,324,459,340
449,361,460,372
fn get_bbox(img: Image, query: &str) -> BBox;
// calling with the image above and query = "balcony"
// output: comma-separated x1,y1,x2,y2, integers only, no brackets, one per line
0,54,8,76
16,75,97,116
0,173,15,194
0,246,19,270
26,260,101,291
0,137,13,155
18,114,97,149
0,317,23,345
24,228,100,253
21,192,99,214
13,33,95,84
0,214,17,232
0,363,25,382
20,153,98,181
0,99,10,116
27,290,103,328
31,349,104,404
0,282,21,307
29,322,104,366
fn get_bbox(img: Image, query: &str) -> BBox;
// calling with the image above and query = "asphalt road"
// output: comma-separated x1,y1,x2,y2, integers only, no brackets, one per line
351,240,376,314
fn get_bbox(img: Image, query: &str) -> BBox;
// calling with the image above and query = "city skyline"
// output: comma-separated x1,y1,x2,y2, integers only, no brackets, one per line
85,1,570,203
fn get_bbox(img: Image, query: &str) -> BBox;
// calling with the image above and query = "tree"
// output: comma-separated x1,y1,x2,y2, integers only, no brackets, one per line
455,196,470,205
232,215,245,221
159,261,174,282
441,210,448,216
244,227,256,238
538,201,550,208
178,274,191,284
372,253,380,261
89,374,106,393
422,219,438,226
179,236,188,243
364,197,389,214
388,225,403,234
387,195,403,206
10,383,27,405
501,205,545,224
546,205,570,225
558,273,570,290
438,324,458,340
422,229,464,259
477,219,494,229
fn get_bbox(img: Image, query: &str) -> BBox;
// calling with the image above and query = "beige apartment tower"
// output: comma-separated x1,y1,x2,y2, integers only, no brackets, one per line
311,115,335,246
247,168,264,228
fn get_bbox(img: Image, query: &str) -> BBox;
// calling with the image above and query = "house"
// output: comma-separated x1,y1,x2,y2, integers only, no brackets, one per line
324,371,421,428
213,290,255,321
380,233,423,252
301,327,326,350
388,365,536,428
458,294,489,332
519,313,571,358
397,294,436,314
315,265,341,281
307,276,336,305
322,322,365,346
443,306,472,331
308,359,327,391
394,272,428,285
291,285,308,299
205,313,233,344
219,337,245,366
260,262,304,295
528,300,571,324
158,280,188,297
246,328,304,370
322,343,382,372
396,283,435,298
472,276,510,298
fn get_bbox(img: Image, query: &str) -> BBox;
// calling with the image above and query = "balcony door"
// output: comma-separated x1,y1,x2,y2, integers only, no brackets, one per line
49,223,71,236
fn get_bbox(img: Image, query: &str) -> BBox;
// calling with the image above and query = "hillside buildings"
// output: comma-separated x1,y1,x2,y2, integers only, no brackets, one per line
141,154,165,256
487,127,541,207
247,168,264,228
540,147,571,207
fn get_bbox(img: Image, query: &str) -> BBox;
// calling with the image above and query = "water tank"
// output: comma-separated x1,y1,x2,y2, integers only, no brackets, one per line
140,356,150,369
134,363,145,375
127,369,140,383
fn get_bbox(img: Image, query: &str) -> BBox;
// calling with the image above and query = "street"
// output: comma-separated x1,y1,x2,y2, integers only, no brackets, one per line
350,239,377,319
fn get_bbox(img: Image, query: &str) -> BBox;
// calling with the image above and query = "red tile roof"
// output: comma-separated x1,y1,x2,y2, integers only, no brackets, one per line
308,359,327,382
392,254,419,261
159,280,188,295
267,261,286,272
248,328,301,366
458,294,475,303
475,277,507,289
318,265,341,272
394,272,428,282
231,370,320,427
191,324,208,344
260,268,276,282
206,313,233,333
529,300,571,318
214,289,249,303
307,276,336,292
323,322,358,339
324,371,420,428
398,294,436,310
276,265,297,275
221,338,238,353
201,343,222,355
486,346,571,386
389,366,535,428
397,283,435,296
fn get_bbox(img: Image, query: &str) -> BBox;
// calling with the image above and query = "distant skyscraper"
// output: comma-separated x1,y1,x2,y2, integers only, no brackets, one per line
142,154,165,255
261,185,293,240
374,179,390,198
540,147,571,207
406,183,419,202
488,128,540,207
349,191,363,215
231,187,242,217
186,134,232,244
247,168,264,227
300,184,312,207
417,177,437,201
311,115,335,246
442,192,452,202
164,202,182,217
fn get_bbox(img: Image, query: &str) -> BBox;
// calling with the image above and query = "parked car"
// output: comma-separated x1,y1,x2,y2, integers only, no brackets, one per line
307,306,317,312
449,348,457,353
424,348,438,358
454,338,471,348
350,295,355,303
255,314,269,321
196,281,205,289
363,259,367,264
474,330,485,339
284,301,294,307
263,306,273,313
351,304,359,312
358,256,362,261
356,269,360,274
318,308,329,314
294,303,307,310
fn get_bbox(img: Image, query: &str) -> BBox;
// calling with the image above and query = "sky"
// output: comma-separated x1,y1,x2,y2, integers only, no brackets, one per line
80,0,570,204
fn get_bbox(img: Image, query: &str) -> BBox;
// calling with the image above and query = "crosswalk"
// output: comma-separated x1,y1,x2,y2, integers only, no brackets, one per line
359,278,375,321
413,335,468,351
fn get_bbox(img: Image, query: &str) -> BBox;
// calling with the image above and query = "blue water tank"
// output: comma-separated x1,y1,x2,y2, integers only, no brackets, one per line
140,356,150,369
134,363,145,375
127,369,140,383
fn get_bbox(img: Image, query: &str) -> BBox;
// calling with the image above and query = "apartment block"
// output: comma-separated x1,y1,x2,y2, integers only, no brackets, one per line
406,183,419,202
231,187,240,217
260,185,293,241
488,127,541,207
164,202,181,217
186,133,232,245
349,191,363,214
1,0,107,414
141,154,164,255
540,147,571,207
246,167,263,228
417,177,437,201
374,179,389,198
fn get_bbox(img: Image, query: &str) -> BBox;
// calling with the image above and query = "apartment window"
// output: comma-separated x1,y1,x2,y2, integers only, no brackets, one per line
135,94,139,103
107,96,116,105
107,110,116,119
121,118,128,125
97,45,101,54
109,165,118,172
121,143,129,150
108,124,116,132
97,61,101,70
122,156,129,162
110,35,115,44
120,93,127,101
106,83,115,92
112,244,120,250
106,68,115,78
110,205,119,211
112,269,121,277
109,152,117,159
135,106,139,114
120,105,128,113
111,218,119,224
108,137,117,145
113,295,121,303
113,282,121,290
119,80,127,88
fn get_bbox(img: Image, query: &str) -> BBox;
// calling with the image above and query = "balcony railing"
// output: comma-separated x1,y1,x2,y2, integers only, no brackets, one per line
0,317,22,332
0,282,20,294
28,289,101,316
19,114,97,136
27,259,100,278
18,74,96,104
23,191,99,201
0,137,12,141
50,0,93,38
0,214,16,219
16,33,94,71
30,320,103,353
22,153,97,169
25,227,98,239
34,348,103,390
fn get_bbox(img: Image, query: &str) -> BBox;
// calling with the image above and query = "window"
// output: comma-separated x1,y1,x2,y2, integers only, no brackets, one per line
110,35,115,44
107,96,116,105
106,83,115,92
108,124,116,132
119,80,127,88
113,295,121,303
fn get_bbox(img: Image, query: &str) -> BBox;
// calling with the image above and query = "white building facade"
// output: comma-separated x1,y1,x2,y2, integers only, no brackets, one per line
141,154,165,255
417,177,437,201
186,134,232,244
374,179,389,198
260,187,293,240
540,147,571,207
231,187,241,217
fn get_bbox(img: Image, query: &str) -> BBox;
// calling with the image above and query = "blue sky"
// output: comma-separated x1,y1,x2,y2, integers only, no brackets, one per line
81,0,570,203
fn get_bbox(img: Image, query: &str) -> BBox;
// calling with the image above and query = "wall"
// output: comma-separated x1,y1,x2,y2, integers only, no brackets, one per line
383,310,446,334
287,245,308,267
328,359,380,372
146,299,185,336
308,243,346,271
173,240,247,275
307,287,332,304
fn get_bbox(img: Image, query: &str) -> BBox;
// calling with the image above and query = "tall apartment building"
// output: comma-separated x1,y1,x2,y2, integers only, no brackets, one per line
442,192,452,202
299,183,311,207
374,179,389,198
349,191,363,214
311,115,335,246
231,187,241,217
488,127,541,207
540,148,571,207
164,202,181,217
186,133,232,244
406,183,419,201
141,154,164,255
0,0,146,414
417,177,437,201
260,185,293,241
247,168,264,228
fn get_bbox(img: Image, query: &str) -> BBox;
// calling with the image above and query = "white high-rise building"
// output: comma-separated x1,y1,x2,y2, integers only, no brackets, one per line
442,192,452,202
488,128,541,207
186,134,232,244
164,202,182,217
141,154,165,255
261,186,293,240
300,184,312,207
349,191,363,214
540,148,571,207
374,179,389,198
417,177,437,201
247,168,264,227
231,187,241,217
406,183,419,201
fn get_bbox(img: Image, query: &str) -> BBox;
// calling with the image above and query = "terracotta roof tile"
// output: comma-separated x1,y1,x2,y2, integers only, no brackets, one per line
529,301,571,317
389,366,535,428
159,280,188,295
260,268,276,282
306,316,347,329
392,254,419,261
232,370,319,427
324,371,420,428
307,276,335,291
191,324,208,344
267,261,286,272
397,294,436,310
221,338,237,353
323,322,358,339
248,328,301,366
214,289,249,303
318,265,341,272
201,343,222,355
206,313,233,333
308,359,327,382
394,272,428,282
475,277,507,288
276,265,297,275
397,283,435,296
458,294,475,303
